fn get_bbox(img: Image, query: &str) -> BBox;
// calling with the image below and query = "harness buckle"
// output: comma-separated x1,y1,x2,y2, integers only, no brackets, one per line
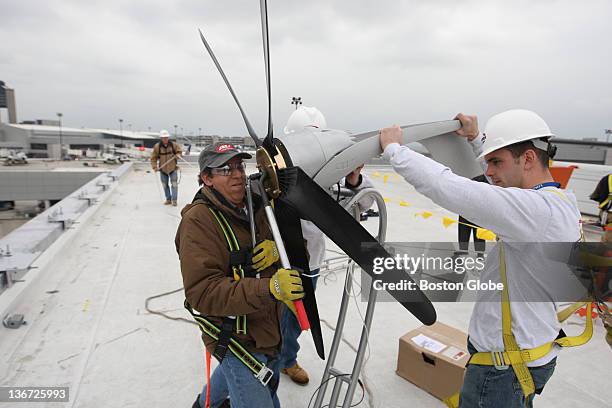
254,365,274,387
491,351,509,370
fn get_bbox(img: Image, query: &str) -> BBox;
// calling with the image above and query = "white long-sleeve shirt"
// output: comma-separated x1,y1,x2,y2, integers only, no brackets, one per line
383,141,582,366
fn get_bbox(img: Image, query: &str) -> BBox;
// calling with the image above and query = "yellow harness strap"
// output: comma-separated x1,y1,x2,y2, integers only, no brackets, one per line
209,208,247,335
468,245,594,397
444,244,594,408
598,175,612,209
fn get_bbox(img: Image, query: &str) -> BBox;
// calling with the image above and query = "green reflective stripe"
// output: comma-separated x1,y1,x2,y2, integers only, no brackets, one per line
190,315,263,375
236,315,247,335
599,175,612,209
209,208,247,334
209,209,236,250
215,210,241,251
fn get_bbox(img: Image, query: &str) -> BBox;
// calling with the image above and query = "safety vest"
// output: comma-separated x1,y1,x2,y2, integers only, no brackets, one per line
444,187,595,407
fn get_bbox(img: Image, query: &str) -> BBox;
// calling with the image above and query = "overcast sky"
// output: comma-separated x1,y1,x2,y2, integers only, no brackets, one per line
2,0,611,139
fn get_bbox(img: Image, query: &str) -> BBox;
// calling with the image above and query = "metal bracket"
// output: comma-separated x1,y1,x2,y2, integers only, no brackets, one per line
78,192,98,207
96,181,111,191
48,208,74,230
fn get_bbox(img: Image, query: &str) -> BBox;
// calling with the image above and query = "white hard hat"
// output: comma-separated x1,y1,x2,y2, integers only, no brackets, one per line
478,109,554,159
284,106,327,134
159,129,170,138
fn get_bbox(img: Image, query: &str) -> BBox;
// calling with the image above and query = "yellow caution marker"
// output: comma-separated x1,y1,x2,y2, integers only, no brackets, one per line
399,201,410,207
372,172,381,178
442,217,458,228
383,197,391,203
383,174,390,184
476,228,496,241
415,211,433,219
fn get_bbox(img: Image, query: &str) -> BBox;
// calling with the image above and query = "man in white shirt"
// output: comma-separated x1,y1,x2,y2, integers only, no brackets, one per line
379,110,582,407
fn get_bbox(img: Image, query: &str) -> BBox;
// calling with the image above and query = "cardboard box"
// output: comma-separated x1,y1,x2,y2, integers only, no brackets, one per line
396,322,470,401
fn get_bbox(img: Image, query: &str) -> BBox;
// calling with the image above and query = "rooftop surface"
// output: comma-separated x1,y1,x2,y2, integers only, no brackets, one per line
0,162,610,407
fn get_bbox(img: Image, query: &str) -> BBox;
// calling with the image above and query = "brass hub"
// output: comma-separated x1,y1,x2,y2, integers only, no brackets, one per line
255,147,281,199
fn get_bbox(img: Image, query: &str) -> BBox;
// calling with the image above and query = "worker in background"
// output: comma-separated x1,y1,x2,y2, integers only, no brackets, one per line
176,142,304,408
280,106,375,385
379,110,582,407
456,175,488,258
151,129,182,206
589,173,612,228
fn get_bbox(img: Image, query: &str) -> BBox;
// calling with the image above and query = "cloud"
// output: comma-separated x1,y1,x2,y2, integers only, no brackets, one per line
0,0,610,139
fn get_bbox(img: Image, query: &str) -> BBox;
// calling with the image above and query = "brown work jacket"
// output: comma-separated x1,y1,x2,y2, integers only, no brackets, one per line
151,141,182,174
175,186,282,356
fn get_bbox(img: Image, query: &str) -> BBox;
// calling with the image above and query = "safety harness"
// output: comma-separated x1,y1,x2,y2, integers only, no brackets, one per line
157,141,177,157
184,301,274,387
598,175,612,210
208,208,249,339
469,245,593,386
183,204,276,392
444,184,596,407
444,243,596,408
156,141,179,173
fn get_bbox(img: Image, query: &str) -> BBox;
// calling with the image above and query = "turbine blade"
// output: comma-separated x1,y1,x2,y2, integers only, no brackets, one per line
259,0,274,148
313,120,481,188
281,167,437,326
197,28,261,147
274,199,325,359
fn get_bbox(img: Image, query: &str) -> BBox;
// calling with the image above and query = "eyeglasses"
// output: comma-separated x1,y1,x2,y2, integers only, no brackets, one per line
210,162,246,176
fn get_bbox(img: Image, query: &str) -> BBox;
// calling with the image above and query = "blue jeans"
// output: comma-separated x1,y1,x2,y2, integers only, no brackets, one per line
160,170,178,201
459,341,557,408
279,273,318,369
199,352,280,408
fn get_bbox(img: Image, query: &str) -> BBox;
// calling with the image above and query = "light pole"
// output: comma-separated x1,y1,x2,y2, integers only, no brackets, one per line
56,112,63,159
174,124,178,138
198,127,202,144
291,96,302,110
119,118,123,136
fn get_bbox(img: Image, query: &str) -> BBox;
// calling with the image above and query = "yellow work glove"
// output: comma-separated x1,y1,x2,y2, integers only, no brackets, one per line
269,268,304,315
252,240,279,272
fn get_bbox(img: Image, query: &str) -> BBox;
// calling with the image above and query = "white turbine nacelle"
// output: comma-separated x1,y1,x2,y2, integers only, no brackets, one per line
276,127,354,187
277,120,483,190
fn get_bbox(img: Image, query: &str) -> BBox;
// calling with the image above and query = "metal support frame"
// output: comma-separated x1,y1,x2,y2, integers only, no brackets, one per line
313,188,387,408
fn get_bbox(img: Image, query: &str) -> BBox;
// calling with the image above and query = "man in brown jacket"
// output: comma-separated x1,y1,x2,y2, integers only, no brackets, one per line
151,129,182,206
176,142,304,408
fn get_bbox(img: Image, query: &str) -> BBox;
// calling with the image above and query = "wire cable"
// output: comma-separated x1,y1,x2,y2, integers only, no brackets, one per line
307,374,365,408
144,287,196,326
